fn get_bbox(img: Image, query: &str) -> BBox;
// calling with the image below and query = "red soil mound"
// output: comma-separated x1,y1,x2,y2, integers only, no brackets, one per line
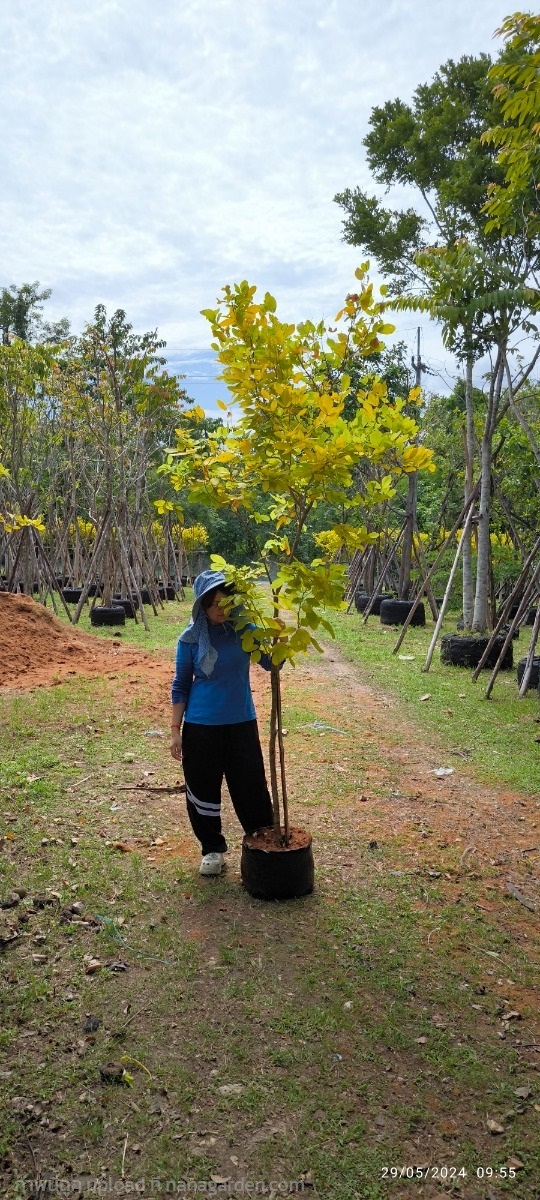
0,593,166,691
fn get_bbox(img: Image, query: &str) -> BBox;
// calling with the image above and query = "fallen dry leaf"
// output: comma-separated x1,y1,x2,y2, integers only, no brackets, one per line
83,956,103,975
486,1118,505,1134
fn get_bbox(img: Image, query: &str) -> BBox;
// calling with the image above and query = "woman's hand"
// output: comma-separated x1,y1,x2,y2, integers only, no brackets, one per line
170,703,185,760
170,731,182,761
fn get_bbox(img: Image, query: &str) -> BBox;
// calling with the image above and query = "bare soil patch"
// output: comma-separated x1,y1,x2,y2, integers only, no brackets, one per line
0,592,172,692
243,826,311,851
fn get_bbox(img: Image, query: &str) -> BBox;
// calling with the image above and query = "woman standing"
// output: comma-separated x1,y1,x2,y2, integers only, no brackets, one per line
170,570,274,875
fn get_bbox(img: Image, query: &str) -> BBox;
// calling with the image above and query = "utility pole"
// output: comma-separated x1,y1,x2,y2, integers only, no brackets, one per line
411,326,427,389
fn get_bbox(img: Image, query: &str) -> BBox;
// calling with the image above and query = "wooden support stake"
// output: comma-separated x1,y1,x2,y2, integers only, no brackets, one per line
422,508,474,672
115,524,150,632
361,524,406,623
72,510,111,623
392,480,481,655
412,537,439,621
518,603,540,697
345,547,370,611
33,531,74,621
483,567,540,699
471,534,540,680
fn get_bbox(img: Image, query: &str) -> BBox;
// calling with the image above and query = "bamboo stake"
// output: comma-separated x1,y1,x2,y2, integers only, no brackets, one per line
479,581,537,685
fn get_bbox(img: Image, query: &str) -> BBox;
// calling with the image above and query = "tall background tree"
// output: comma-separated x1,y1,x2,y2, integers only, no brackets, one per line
483,11,540,239
335,40,540,630
0,282,69,345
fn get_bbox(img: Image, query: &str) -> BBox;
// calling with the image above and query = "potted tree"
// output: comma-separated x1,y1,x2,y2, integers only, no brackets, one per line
160,268,434,899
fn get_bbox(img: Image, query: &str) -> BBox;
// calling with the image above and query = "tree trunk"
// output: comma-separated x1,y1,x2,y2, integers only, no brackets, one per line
462,355,475,627
472,430,493,632
398,472,417,600
275,666,289,840
472,354,504,633
269,667,281,833
269,665,289,841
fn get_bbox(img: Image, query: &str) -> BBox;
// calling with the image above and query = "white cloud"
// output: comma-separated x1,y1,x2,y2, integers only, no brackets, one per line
1,0,514,399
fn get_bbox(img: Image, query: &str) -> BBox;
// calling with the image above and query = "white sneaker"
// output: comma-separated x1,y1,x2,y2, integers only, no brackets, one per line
199,852,224,876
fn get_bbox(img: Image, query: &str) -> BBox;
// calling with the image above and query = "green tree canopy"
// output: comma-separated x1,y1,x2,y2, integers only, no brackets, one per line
483,12,540,237
335,55,504,291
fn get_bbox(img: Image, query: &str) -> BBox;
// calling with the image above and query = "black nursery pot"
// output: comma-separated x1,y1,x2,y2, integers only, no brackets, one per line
241,827,314,901
113,596,137,618
441,634,513,670
90,605,126,627
62,587,83,604
354,591,393,615
517,656,540,690
380,598,426,627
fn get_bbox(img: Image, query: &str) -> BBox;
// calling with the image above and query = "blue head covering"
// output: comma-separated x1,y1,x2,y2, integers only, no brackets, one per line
178,569,227,677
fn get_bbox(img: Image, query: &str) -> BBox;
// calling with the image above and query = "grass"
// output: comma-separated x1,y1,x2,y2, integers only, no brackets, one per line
3,828,536,1196
54,592,193,652
57,590,540,793
1,599,539,1197
329,606,540,793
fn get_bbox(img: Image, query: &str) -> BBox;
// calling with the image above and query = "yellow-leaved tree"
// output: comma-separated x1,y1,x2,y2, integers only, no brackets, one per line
160,268,435,842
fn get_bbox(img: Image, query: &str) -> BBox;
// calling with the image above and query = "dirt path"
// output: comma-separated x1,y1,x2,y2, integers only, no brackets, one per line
293,644,540,901
123,638,540,927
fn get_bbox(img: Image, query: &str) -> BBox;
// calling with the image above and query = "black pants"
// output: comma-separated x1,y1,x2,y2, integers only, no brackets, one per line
182,720,274,855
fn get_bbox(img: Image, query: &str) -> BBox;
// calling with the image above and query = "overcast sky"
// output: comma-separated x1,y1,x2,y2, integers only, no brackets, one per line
2,0,514,410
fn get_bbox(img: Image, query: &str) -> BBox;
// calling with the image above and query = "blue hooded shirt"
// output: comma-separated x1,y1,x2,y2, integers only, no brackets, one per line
171,570,273,724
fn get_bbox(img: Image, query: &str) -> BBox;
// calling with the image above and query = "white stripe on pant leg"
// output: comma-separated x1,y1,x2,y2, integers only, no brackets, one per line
186,784,221,817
